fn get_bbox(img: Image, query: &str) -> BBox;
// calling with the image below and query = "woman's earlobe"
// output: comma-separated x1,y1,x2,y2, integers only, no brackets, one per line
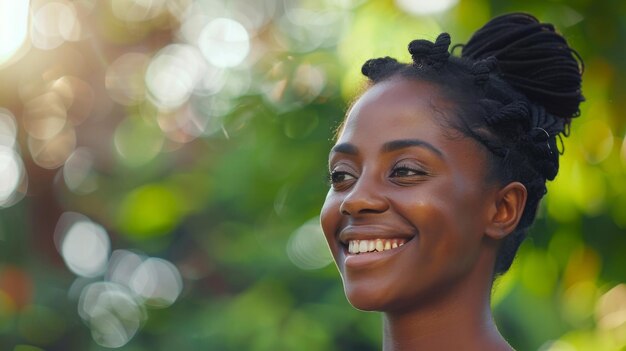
485,182,527,240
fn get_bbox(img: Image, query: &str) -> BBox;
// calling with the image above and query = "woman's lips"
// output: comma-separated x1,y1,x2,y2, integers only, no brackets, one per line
337,225,417,269
340,237,414,268
339,226,416,253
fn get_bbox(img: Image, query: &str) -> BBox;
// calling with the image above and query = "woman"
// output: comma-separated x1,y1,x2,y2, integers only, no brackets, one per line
320,13,583,350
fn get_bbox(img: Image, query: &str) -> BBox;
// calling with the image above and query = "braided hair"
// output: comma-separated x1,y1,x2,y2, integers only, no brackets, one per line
359,13,584,275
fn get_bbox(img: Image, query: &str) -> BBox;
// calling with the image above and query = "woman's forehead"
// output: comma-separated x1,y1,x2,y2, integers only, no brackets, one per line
339,79,446,142
350,79,441,113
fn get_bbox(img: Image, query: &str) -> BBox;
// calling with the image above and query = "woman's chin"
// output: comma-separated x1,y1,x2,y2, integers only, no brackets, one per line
344,286,389,312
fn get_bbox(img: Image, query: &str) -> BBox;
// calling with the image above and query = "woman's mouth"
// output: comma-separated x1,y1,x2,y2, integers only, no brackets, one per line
340,236,414,269
337,226,416,267
347,238,407,254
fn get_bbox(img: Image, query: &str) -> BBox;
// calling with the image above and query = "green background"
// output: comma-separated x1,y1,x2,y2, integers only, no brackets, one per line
0,0,625,350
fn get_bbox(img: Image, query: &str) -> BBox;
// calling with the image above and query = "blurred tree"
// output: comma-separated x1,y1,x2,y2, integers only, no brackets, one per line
0,0,625,350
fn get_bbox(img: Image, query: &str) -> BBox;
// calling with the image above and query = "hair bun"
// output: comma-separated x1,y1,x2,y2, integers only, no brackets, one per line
408,33,451,70
461,13,583,119
361,56,402,81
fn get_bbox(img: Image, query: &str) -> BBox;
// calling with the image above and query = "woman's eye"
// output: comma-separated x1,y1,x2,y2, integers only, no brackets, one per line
329,171,356,187
390,166,427,178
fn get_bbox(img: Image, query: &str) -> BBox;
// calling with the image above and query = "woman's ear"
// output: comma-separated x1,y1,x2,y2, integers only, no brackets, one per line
485,182,527,240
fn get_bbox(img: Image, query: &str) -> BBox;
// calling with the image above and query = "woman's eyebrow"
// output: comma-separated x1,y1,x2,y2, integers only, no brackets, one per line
381,139,444,159
330,143,359,155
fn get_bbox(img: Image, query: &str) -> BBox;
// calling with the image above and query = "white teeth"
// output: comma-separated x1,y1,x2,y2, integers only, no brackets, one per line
359,240,368,253
375,239,383,252
347,239,408,254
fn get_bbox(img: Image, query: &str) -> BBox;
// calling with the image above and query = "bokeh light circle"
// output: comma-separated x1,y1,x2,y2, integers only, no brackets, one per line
145,44,207,110
78,282,145,348
395,0,459,16
178,3,219,45
0,108,17,148
22,92,68,140
106,250,145,288
278,4,350,53
293,63,327,103
0,146,26,207
31,1,78,50
286,217,333,270
130,258,183,308
63,147,98,194
113,117,164,167
55,212,111,278
198,18,250,68
27,125,76,169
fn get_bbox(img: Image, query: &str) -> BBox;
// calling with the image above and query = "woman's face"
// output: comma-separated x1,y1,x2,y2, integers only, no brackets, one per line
320,78,499,312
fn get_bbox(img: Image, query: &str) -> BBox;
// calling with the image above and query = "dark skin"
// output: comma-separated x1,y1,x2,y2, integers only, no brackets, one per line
320,78,527,350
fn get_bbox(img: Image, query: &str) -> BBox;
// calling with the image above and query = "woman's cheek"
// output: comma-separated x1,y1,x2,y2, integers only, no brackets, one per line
320,193,341,250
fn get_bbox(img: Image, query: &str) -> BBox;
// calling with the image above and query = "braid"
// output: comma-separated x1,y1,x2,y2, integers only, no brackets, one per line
408,33,451,70
462,13,584,119
482,100,529,126
471,56,498,86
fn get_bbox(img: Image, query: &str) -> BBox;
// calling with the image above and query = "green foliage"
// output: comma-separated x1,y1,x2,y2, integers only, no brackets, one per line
0,0,625,350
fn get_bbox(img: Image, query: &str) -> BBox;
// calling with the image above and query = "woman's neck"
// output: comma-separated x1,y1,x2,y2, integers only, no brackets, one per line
382,252,514,351
382,299,511,351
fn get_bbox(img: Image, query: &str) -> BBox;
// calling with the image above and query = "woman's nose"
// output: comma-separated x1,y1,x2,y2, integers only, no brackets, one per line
339,177,388,216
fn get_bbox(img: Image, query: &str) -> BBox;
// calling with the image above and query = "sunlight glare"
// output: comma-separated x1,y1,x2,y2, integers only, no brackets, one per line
395,0,459,16
198,18,250,68
0,1,30,66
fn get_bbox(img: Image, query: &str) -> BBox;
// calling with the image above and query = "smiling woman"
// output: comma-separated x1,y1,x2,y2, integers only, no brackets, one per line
320,13,583,351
